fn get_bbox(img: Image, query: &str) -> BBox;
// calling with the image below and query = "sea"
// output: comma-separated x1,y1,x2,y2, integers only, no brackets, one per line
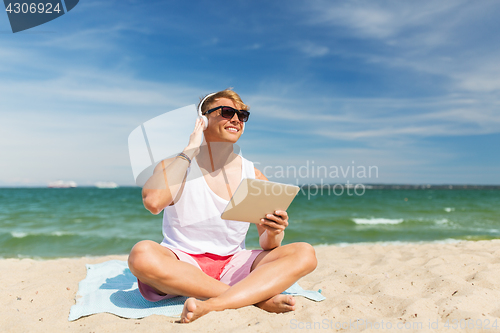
0,187,499,259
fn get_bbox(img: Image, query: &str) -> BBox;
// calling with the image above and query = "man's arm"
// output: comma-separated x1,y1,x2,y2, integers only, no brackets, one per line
142,155,190,214
254,168,287,251
142,118,204,214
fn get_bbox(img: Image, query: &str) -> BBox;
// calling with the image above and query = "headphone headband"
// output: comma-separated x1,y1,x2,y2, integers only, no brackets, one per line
198,92,217,116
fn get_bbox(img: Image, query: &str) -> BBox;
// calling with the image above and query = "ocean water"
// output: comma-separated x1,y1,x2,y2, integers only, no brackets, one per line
0,187,499,258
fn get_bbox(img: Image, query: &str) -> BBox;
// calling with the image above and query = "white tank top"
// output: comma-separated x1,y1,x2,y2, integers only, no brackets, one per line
161,154,255,255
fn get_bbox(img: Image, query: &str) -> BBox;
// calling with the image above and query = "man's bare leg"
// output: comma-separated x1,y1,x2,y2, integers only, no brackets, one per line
128,240,229,298
128,241,301,312
180,242,317,323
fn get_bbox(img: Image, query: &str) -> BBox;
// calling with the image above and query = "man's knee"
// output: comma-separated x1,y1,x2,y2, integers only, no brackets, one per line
128,240,157,276
291,242,317,274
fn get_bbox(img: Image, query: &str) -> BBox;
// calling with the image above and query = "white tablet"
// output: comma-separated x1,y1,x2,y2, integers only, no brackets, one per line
221,178,300,224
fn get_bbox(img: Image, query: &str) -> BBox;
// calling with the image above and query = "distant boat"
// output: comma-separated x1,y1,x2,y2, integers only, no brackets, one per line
95,182,119,189
48,180,78,188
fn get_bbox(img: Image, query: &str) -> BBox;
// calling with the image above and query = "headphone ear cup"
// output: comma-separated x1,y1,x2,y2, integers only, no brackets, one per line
200,116,208,130
198,92,216,130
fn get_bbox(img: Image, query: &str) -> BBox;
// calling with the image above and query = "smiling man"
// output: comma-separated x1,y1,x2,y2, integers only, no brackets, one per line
127,89,317,323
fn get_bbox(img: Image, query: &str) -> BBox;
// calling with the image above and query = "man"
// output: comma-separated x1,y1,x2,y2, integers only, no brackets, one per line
128,89,317,323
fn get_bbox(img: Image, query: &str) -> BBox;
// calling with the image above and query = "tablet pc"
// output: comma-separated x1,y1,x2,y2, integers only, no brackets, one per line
221,178,300,224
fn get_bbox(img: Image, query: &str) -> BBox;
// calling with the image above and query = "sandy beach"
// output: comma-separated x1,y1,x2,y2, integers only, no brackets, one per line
2,240,500,332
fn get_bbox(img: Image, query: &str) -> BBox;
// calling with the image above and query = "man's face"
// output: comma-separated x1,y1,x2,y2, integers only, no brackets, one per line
204,97,244,143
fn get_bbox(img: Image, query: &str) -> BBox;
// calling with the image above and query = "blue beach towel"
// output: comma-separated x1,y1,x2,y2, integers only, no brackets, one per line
68,260,325,321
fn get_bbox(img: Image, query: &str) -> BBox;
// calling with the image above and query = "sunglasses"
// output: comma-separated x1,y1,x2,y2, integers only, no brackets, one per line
205,106,250,122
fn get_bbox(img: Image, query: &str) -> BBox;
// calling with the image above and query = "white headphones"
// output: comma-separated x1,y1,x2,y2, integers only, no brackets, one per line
198,92,216,130
198,92,245,134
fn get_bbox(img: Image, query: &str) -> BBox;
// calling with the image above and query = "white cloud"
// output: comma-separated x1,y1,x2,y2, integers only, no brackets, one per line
453,67,500,93
202,37,219,46
248,93,500,142
0,56,204,186
246,43,262,50
298,41,329,57
36,25,139,51
306,0,467,41
299,0,500,94
245,142,457,184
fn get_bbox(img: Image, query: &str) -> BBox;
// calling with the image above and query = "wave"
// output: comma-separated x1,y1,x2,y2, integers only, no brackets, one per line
333,238,464,247
11,231,28,238
352,218,404,225
6,230,141,240
10,231,75,238
444,207,455,212
435,218,449,225
51,231,73,236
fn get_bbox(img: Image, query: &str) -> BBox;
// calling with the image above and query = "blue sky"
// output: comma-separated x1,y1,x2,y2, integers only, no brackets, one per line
1,0,499,186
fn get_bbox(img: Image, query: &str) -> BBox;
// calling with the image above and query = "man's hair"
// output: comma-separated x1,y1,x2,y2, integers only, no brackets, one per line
199,88,250,115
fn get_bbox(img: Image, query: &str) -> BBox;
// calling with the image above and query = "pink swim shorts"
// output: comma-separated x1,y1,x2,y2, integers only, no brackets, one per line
137,246,263,302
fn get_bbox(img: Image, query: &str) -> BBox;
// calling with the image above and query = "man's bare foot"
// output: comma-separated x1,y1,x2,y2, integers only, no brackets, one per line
256,294,296,313
180,297,211,323
180,294,295,322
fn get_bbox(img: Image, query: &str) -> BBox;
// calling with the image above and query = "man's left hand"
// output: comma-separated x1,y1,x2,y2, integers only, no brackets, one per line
259,210,288,236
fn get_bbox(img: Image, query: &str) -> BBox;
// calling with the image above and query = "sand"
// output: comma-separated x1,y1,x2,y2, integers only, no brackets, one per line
2,240,500,332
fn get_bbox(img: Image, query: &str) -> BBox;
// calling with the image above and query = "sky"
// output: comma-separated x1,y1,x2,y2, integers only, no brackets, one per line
1,0,499,187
